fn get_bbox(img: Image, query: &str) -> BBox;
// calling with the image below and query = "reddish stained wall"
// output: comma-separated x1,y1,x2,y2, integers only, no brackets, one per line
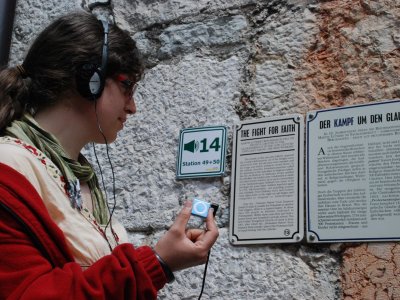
301,0,400,110
302,0,400,299
342,243,400,300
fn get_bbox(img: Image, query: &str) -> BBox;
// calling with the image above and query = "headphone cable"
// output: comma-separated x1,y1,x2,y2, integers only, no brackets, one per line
198,250,211,300
92,101,214,300
92,98,211,298
94,101,117,239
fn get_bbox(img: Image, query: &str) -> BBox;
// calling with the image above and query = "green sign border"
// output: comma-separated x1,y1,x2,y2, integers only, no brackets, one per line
176,126,227,179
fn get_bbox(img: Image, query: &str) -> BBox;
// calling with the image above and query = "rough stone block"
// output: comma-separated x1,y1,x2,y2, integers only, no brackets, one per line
158,15,248,58
113,0,257,31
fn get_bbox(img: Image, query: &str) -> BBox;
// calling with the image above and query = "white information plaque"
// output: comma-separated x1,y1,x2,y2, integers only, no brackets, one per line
307,99,400,243
229,115,304,245
176,126,227,179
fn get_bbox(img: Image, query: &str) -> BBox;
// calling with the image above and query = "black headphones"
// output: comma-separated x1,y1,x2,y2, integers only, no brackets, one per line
75,20,109,100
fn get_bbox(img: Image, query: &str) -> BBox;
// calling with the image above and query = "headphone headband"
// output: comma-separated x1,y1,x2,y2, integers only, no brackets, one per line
100,20,109,76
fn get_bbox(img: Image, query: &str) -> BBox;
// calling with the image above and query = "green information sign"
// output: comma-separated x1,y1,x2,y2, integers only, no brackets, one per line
176,126,227,179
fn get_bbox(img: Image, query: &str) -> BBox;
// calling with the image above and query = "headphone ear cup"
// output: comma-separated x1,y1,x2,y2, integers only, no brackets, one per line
76,63,105,100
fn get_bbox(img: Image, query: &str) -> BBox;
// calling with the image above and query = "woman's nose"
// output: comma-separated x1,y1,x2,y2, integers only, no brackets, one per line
125,97,136,114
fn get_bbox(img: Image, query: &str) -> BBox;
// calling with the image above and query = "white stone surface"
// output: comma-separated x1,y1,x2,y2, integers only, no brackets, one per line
158,229,340,299
9,0,81,65
341,16,399,53
251,6,319,116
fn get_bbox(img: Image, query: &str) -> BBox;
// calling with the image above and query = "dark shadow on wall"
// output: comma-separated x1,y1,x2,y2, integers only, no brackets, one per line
0,0,17,67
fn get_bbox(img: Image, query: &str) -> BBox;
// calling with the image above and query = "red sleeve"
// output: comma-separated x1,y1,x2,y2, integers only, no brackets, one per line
0,207,167,300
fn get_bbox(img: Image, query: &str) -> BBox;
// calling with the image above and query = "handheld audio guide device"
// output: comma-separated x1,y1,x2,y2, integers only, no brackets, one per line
191,198,219,218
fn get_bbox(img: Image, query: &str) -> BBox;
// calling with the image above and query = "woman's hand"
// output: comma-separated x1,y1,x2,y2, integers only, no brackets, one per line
154,201,219,272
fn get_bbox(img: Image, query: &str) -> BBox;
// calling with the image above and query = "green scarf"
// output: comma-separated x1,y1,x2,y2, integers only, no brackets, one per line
5,114,109,224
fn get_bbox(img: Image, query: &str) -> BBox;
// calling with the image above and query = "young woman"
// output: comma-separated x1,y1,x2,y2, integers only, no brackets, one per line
0,11,218,299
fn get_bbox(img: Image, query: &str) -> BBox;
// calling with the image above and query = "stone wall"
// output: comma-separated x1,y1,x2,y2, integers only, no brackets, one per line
8,0,400,299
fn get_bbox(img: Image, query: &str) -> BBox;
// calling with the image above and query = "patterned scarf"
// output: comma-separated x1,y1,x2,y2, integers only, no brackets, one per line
5,114,109,224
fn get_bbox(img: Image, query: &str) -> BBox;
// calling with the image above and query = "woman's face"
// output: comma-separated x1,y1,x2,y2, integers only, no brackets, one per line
90,74,137,143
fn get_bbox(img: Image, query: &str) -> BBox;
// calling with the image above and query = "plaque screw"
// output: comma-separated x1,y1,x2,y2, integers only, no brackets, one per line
308,113,314,120
231,239,235,243
295,235,301,241
309,234,316,241
296,116,301,121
